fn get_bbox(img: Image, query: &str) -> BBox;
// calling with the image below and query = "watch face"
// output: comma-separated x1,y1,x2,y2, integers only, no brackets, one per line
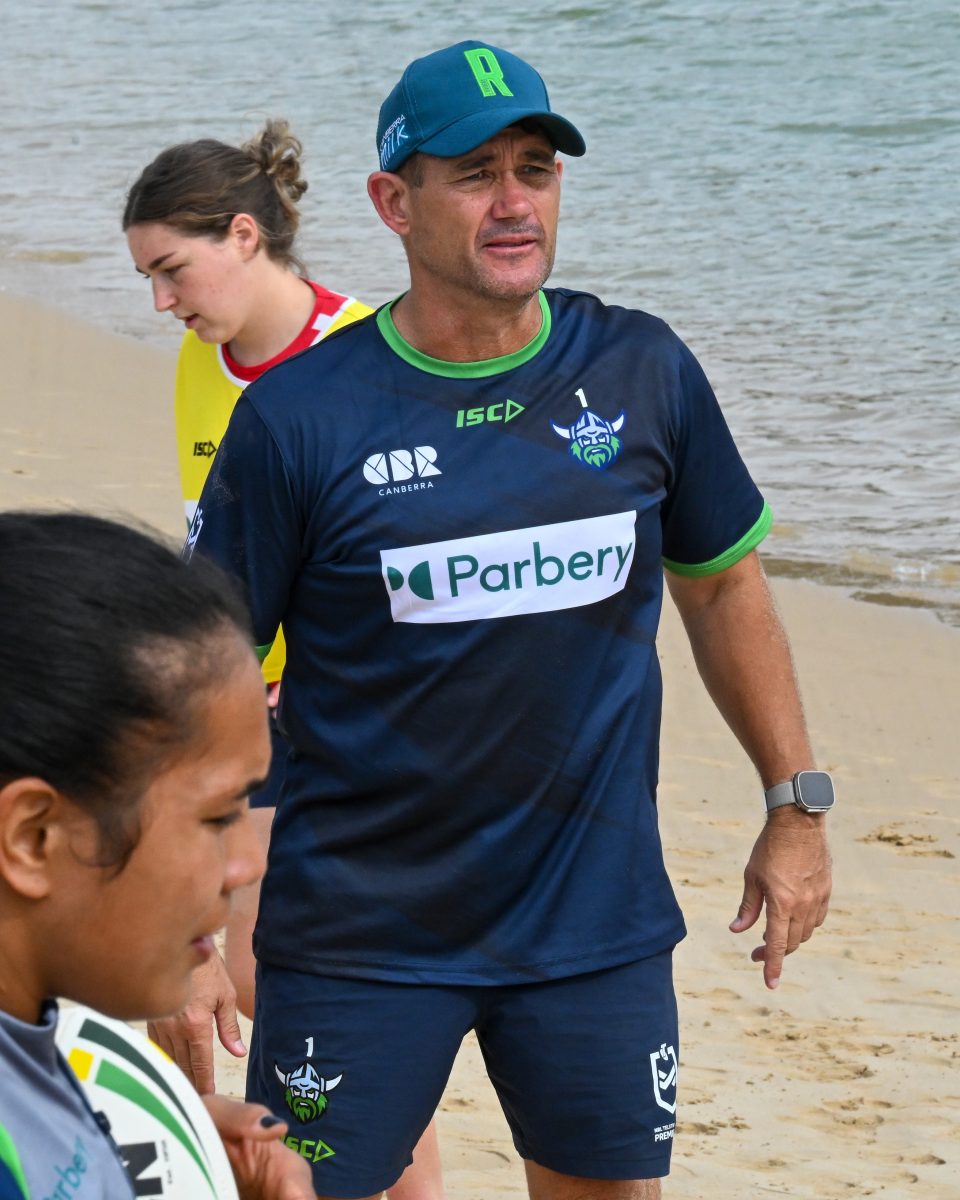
795,771,835,811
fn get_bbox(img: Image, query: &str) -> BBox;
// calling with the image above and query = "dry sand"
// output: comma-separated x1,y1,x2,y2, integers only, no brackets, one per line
2,292,956,1198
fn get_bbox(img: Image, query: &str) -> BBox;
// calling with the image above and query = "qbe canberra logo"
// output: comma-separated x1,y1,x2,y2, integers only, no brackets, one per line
380,511,636,624
363,446,440,495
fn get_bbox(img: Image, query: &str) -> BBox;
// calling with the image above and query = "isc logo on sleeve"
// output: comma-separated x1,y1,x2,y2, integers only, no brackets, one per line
380,511,636,624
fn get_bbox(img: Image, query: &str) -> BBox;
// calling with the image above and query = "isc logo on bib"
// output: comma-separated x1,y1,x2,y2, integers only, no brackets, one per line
381,511,636,624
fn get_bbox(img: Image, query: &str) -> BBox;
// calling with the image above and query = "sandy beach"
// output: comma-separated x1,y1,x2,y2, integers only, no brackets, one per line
1,292,957,1198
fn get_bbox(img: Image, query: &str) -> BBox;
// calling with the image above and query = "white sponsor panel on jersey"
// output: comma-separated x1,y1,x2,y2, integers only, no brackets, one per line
381,511,636,624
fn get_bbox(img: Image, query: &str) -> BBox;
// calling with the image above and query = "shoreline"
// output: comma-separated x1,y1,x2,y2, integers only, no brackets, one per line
2,289,957,1197
4,284,956,630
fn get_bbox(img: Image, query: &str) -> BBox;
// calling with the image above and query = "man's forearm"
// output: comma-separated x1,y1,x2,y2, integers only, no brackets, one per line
666,551,814,787
668,551,832,989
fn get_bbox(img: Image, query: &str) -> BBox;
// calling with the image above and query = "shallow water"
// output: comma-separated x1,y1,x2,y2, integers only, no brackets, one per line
2,0,958,623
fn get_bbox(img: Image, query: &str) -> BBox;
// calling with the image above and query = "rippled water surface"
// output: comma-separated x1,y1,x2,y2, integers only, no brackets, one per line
3,1,958,621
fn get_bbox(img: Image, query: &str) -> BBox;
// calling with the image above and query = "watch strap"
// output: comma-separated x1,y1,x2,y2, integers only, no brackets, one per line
764,779,797,812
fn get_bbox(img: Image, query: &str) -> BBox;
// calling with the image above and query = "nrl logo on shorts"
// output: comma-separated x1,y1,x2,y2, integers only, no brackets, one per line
650,1042,678,1115
275,1037,342,1124
551,387,625,471
182,505,203,561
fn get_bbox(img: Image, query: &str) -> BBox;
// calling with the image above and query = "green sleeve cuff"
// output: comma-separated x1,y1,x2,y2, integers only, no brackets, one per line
255,642,275,664
663,501,773,578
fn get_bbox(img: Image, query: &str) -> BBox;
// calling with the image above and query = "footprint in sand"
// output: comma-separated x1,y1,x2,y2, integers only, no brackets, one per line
685,986,742,1003
860,824,955,857
450,1139,513,1169
800,1096,891,1138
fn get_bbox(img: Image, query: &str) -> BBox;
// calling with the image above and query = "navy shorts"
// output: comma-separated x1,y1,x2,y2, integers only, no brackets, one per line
247,949,679,1197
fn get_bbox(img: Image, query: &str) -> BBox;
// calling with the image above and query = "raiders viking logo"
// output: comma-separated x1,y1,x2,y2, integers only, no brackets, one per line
274,1040,342,1125
551,387,625,471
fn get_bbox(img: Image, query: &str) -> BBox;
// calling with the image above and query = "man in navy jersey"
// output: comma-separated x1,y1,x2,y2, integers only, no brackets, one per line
171,40,833,1200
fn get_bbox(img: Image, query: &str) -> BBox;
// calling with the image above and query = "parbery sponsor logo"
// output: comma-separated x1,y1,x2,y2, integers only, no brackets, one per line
42,1135,90,1199
381,511,636,624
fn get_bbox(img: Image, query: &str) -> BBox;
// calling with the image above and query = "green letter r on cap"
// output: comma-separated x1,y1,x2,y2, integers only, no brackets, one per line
464,48,514,97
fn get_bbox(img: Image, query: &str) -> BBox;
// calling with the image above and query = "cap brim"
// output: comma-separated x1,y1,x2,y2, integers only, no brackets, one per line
419,107,586,160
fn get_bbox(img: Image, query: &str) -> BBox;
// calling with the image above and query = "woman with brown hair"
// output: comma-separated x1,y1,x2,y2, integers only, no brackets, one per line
124,123,444,1200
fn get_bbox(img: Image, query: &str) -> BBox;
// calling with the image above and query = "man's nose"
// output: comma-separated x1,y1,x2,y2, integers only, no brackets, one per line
490,172,534,219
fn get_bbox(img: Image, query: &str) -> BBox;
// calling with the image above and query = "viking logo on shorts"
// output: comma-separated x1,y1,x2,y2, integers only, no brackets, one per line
650,1042,678,1115
275,1039,342,1124
551,386,625,470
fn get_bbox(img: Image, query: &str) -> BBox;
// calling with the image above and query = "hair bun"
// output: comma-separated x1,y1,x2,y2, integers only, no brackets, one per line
244,118,308,204
124,120,308,270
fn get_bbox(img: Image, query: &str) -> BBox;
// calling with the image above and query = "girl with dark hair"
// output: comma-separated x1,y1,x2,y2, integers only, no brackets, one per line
0,512,313,1199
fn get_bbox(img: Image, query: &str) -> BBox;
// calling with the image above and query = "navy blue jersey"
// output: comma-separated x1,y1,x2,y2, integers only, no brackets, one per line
189,288,770,985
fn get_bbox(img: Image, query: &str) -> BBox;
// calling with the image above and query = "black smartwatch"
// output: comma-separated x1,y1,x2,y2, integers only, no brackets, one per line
764,770,835,814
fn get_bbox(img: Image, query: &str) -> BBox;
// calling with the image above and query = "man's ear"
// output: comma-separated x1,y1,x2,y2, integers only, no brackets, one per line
367,172,413,237
228,212,262,260
0,778,63,899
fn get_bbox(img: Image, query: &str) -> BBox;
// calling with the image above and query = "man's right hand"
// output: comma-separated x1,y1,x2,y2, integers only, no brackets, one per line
148,949,247,1094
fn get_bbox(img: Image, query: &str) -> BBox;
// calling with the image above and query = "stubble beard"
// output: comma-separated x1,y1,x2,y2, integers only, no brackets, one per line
409,225,557,309
463,236,557,306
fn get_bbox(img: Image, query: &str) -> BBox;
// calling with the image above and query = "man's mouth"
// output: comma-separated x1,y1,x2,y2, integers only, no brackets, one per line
480,226,542,252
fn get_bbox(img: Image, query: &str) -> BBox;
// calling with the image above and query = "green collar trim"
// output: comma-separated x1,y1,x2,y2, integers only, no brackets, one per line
376,292,551,378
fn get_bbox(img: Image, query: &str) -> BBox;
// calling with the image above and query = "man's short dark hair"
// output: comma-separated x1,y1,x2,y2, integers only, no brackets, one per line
397,152,425,188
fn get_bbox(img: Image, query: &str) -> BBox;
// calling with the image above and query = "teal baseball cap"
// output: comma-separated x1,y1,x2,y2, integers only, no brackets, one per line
376,40,586,172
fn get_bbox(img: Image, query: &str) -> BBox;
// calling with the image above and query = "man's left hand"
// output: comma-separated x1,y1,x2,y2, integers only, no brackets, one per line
729,806,832,989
